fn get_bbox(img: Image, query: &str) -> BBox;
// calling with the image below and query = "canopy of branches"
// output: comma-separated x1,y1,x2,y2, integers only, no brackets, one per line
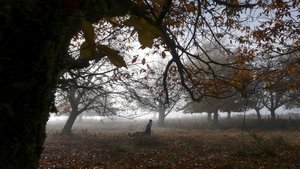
65,0,299,105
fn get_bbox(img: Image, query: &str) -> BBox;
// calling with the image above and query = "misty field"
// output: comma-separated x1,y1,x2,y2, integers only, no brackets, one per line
39,117,300,169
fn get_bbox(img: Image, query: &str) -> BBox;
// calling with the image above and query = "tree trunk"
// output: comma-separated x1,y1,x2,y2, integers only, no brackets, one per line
213,111,218,125
255,108,261,122
0,2,77,168
157,109,166,127
207,112,212,122
61,110,81,136
270,109,276,120
0,7,64,169
0,1,132,168
227,111,231,119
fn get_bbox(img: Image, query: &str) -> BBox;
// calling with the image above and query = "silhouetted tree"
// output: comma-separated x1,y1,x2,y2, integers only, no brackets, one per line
57,60,119,135
0,1,131,168
120,65,183,127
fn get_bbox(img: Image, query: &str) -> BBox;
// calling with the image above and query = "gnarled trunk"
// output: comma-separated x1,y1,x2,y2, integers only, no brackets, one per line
61,110,81,136
0,2,78,168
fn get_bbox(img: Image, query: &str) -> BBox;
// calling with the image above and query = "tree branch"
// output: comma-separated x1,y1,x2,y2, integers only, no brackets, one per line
212,0,257,8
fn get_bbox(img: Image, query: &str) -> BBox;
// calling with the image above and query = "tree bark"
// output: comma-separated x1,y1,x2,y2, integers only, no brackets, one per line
0,2,72,168
213,111,218,125
0,1,132,168
61,87,82,136
61,110,81,136
227,111,231,119
157,109,166,127
270,109,276,120
255,108,261,122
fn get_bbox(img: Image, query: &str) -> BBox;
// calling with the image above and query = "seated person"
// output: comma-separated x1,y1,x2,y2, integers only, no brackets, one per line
144,119,152,136
128,119,152,137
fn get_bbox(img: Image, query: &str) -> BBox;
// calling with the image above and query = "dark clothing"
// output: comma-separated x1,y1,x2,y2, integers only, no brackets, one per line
144,120,152,135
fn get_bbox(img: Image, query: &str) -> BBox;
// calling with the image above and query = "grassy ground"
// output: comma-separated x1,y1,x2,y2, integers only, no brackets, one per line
39,118,300,169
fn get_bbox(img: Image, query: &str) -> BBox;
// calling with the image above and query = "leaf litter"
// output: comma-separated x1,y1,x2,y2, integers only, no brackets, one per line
39,129,300,169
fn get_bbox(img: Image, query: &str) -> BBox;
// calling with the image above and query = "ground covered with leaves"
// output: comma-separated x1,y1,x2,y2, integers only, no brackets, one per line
39,127,300,169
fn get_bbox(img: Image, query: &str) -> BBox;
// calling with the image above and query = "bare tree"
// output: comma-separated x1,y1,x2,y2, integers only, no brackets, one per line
119,60,183,127
57,60,120,135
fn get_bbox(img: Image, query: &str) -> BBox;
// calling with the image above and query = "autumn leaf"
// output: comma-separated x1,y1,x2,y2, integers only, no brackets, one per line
239,69,252,81
132,56,138,64
80,41,93,59
79,18,98,60
287,64,297,74
142,58,146,65
137,30,156,48
124,17,163,48
125,17,162,35
81,18,95,47
228,69,252,95
162,51,166,59
97,45,127,68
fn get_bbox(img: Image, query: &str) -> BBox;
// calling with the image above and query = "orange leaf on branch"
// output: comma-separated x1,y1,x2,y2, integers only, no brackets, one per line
97,45,127,68
124,17,163,48
228,69,253,96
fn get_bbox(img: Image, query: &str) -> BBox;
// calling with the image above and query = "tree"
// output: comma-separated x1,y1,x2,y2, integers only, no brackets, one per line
183,94,250,125
181,41,254,124
119,61,183,127
263,75,287,120
260,57,294,120
57,54,121,135
283,51,300,109
1,0,299,168
264,90,285,120
219,95,251,119
0,1,132,168
248,91,265,122
182,97,219,124
59,86,117,135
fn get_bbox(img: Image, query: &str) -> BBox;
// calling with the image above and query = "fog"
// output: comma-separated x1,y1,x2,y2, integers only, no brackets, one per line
46,106,300,134
43,107,300,169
